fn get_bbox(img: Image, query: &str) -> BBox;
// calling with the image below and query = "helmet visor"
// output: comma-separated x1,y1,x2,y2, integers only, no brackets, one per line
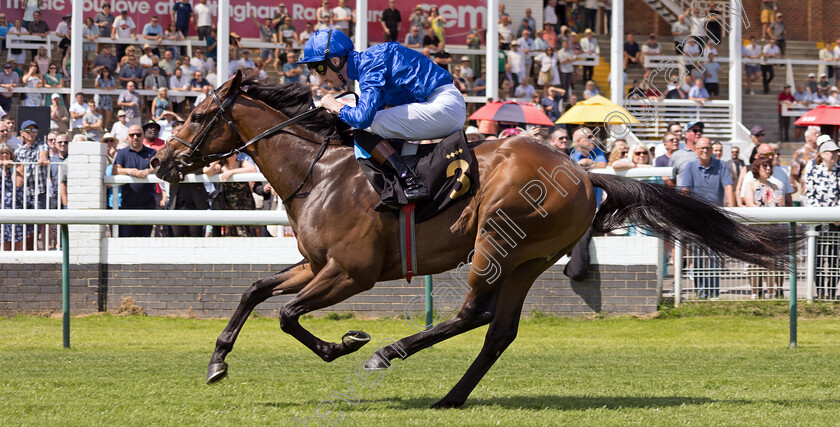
307,61,328,76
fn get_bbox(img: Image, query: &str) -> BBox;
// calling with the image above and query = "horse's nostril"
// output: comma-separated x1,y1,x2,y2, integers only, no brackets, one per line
150,157,160,170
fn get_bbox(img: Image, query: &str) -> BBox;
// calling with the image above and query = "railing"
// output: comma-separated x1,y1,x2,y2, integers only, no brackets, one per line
624,99,733,142
0,161,65,252
781,102,830,118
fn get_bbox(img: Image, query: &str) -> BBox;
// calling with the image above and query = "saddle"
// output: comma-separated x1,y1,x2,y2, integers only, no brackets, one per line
352,130,479,223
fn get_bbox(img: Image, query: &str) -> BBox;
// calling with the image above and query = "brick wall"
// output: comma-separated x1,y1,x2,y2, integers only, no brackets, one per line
0,263,659,317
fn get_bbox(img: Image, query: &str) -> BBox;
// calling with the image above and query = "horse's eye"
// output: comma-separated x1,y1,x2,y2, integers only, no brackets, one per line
192,114,204,122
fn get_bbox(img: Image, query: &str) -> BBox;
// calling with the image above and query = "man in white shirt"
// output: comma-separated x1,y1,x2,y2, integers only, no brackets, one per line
544,0,558,30
111,110,130,143
558,40,577,99
761,40,780,94
580,29,599,83
69,93,90,130
517,30,535,76
640,34,662,69
742,36,762,95
194,0,213,41
332,0,353,33
111,9,137,60
507,41,527,81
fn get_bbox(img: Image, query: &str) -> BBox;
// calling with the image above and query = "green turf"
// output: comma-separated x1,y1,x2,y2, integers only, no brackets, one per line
2,312,840,426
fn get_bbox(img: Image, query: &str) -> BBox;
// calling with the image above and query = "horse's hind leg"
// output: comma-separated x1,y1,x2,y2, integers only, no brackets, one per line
432,256,559,408
279,258,378,362
207,260,314,384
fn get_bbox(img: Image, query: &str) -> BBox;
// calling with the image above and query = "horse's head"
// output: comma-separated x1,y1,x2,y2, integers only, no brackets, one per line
151,71,247,183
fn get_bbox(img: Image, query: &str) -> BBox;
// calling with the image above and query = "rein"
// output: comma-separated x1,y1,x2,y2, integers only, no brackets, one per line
168,86,357,205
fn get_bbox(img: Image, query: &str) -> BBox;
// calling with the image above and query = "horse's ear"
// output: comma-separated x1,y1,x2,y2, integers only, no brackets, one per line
228,70,243,94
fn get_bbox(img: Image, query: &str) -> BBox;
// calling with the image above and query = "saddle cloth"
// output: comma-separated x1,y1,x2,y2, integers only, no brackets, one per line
357,130,479,223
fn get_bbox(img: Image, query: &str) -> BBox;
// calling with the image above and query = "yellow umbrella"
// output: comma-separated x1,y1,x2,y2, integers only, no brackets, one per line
556,95,642,124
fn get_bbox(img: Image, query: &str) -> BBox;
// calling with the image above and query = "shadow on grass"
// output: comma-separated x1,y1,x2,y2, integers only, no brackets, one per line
356,395,717,410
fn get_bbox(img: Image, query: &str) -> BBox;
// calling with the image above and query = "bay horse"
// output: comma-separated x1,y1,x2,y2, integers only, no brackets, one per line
151,72,792,408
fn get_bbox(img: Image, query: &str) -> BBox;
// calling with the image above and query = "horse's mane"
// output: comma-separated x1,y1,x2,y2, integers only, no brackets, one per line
240,76,339,141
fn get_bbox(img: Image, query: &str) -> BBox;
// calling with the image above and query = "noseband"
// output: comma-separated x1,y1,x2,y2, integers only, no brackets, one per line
166,85,356,203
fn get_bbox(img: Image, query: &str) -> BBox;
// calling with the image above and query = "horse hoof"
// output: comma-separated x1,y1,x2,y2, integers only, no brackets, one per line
363,352,390,371
206,361,228,384
430,399,464,409
341,330,371,352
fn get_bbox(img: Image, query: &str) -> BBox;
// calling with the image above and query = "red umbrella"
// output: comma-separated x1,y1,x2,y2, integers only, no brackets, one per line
469,101,555,126
794,105,840,126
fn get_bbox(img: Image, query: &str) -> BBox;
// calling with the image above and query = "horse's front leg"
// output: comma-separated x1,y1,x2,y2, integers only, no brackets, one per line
207,260,314,384
279,258,377,362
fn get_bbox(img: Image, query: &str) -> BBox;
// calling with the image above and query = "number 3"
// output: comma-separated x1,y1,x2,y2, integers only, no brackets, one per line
446,159,471,199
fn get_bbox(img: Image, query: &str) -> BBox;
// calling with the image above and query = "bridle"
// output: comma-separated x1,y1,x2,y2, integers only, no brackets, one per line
167,84,356,204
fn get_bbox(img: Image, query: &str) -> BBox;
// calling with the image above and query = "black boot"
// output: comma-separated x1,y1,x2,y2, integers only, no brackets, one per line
383,153,429,201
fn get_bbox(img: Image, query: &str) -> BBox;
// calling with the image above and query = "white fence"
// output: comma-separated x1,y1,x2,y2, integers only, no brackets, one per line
1,161,65,251
624,99,733,142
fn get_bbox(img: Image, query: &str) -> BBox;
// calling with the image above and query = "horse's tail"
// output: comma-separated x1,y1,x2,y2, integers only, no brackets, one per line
588,173,795,270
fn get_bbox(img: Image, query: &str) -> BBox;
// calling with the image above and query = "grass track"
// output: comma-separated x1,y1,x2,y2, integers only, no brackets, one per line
2,313,840,426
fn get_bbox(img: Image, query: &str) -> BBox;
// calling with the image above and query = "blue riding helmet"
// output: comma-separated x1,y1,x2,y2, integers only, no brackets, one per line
297,29,354,78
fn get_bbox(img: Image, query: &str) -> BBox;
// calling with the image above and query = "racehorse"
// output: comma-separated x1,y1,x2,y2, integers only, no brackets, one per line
151,72,793,408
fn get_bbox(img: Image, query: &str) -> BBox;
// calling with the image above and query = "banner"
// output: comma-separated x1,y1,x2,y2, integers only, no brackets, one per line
4,0,487,44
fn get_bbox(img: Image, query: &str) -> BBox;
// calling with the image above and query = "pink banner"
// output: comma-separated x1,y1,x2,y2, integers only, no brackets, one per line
5,1,487,44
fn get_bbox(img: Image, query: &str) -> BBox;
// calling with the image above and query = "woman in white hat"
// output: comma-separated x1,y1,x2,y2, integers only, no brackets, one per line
49,94,70,133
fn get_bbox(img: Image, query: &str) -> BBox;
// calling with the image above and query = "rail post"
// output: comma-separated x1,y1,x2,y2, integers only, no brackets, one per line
806,224,818,303
61,224,70,349
789,222,797,349
674,240,683,307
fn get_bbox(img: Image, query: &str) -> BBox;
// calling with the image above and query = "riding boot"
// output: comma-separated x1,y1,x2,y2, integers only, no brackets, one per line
368,140,429,202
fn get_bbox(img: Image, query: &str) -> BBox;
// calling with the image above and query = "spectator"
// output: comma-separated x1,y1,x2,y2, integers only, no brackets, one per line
579,28,599,83
711,141,724,161
332,0,353,34
21,62,43,107
300,22,315,44
743,155,785,299
206,27,217,63
738,143,794,207
458,56,474,82
168,67,189,114
623,33,640,69
655,132,679,185
118,55,144,89
534,47,558,88
550,128,570,154
793,84,810,106
111,9,138,60
640,34,661,68
507,41,526,81
151,87,171,120
278,16,299,47
21,0,40,29
0,14,7,53
513,76,535,102
82,100,105,142
688,78,710,105
472,71,487,97
27,11,49,44
517,30,535,70
139,44,159,71
558,40,577,99
0,141,24,250
498,16,513,50
82,17,100,73
142,15,164,57
92,45,118,76
171,0,193,38
761,39,780,94
6,20,28,65
803,135,840,297
518,11,535,40
403,26,422,48
680,38,702,74
381,0,401,43
190,70,210,91
194,0,212,40
544,0,558,31
773,83,794,142
142,120,165,151
742,36,762,95
607,139,630,167
433,46,451,70
760,0,776,41
156,49,175,77
32,46,50,76
271,3,291,34
582,80,598,99
144,65,167,90
94,3,115,38
203,153,259,237
117,81,142,126
542,22,558,50
670,14,689,52
101,133,118,164
747,125,765,164
818,73,831,92
316,0,333,31
703,53,722,100
427,6,445,49
69,93,90,129
767,12,786,57
113,125,157,236
670,120,703,184
110,110,129,143
14,120,49,247
726,146,746,184
571,127,606,171
156,110,182,141
0,63,19,113
89,67,114,128
252,17,276,61
790,126,820,197
812,87,828,104
163,21,184,60
49,94,69,133
282,52,304,84
451,66,469,94
228,50,255,77
805,73,819,94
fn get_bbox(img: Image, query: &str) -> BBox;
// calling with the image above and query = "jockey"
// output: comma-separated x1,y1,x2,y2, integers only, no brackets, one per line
297,29,467,208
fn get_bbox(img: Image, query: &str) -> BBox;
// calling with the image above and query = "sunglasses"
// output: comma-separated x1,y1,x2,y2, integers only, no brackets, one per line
688,128,703,133
620,151,629,155
21,128,38,133
129,133,142,137
667,138,679,142
756,133,765,137
556,136,569,140
634,152,648,155
761,164,773,169
56,141,68,145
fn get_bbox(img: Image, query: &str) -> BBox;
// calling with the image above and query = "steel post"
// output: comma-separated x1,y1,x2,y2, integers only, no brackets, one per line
789,222,797,349
425,275,434,330
61,224,70,349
